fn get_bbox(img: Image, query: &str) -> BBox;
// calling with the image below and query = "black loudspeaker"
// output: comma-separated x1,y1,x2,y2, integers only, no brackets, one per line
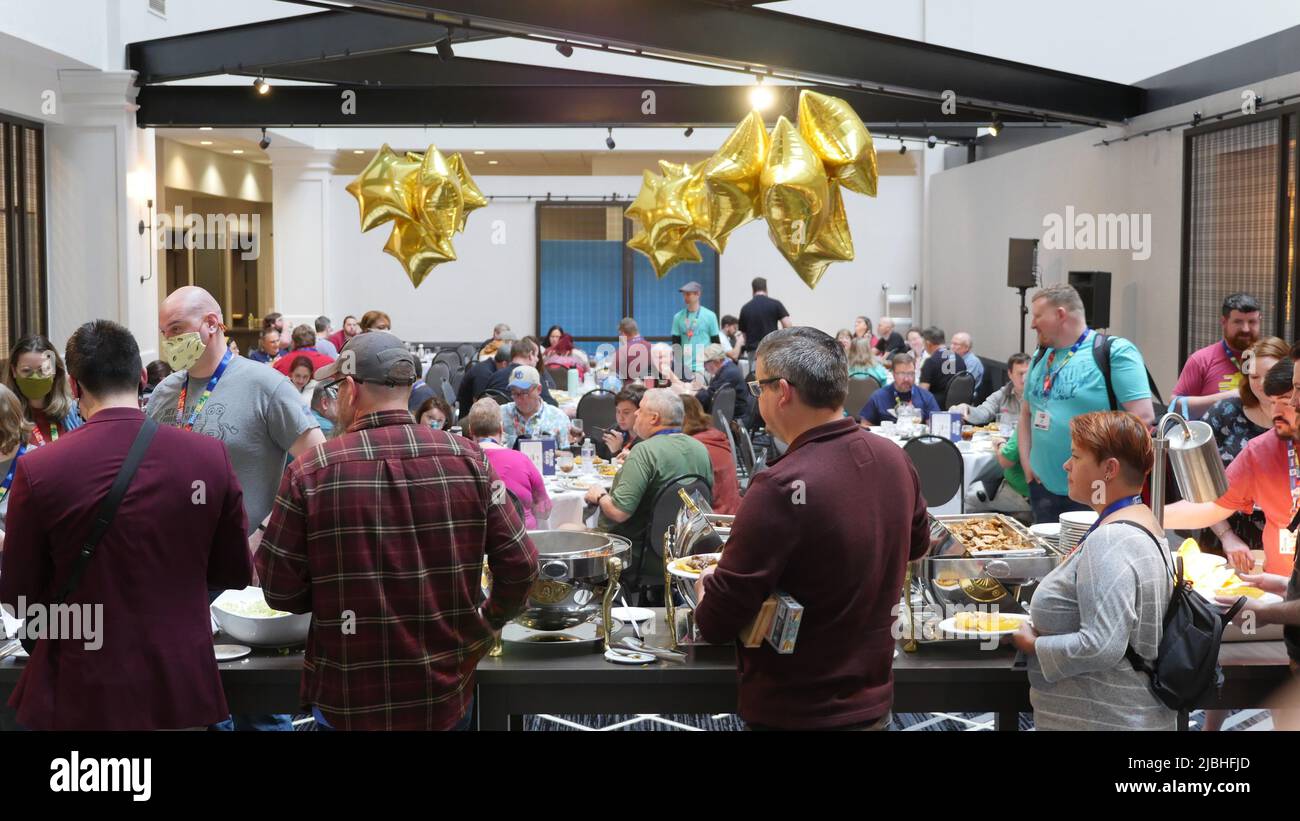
1068,271,1112,329
1007,238,1038,289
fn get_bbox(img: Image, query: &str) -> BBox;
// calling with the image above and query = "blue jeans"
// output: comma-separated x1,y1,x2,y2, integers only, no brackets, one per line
1028,480,1089,524
312,697,475,731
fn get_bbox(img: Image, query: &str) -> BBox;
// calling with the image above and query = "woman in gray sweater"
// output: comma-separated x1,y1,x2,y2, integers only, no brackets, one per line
1011,410,1175,730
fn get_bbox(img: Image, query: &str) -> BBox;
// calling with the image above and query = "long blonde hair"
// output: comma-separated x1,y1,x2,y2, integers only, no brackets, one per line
3,334,74,422
847,337,879,370
0,384,34,454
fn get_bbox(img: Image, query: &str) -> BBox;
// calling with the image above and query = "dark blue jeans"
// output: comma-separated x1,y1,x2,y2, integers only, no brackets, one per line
312,697,475,731
1028,480,1089,525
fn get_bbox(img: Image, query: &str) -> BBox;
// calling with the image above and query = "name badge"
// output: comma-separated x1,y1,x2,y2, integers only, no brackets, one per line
1280,527,1297,556
1033,410,1051,431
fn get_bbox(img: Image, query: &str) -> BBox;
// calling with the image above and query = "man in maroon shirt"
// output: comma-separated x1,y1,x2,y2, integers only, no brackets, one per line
0,320,251,730
1171,292,1261,419
695,327,930,730
256,331,539,730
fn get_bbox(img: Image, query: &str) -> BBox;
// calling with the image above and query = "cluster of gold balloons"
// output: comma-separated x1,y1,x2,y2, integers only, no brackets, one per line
344,144,487,287
626,90,878,288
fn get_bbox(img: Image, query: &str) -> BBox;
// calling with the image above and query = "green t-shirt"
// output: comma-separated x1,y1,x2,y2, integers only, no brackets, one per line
1000,432,1029,498
600,431,712,580
671,307,720,372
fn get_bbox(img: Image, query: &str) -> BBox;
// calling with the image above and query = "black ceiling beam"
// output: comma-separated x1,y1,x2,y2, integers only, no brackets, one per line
135,84,1029,130
127,10,497,84
247,54,690,88
346,0,1143,124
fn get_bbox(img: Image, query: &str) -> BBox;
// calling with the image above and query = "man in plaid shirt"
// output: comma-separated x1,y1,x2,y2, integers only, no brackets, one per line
256,332,539,730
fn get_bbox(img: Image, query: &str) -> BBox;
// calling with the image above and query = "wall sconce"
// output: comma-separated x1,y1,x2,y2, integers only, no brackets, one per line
138,198,155,284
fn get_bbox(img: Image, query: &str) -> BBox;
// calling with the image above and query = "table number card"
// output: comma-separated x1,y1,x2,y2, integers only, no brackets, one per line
930,411,961,442
519,438,557,476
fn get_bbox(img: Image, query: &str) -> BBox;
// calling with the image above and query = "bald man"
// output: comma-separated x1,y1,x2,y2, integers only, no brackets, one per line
148,286,324,537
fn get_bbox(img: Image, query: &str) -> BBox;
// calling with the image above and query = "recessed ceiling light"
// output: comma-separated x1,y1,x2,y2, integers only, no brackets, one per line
232,149,244,154
199,127,213,131
200,140,213,145
488,160,499,165
353,149,365,154
473,150,486,155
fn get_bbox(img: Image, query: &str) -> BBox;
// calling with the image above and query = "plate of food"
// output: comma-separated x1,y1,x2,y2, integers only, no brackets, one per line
946,517,1043,556
555,474,614,492
667,552,722,579
937,611,1030,639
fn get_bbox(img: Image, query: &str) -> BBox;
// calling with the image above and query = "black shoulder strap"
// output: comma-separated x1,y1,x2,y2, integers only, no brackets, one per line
1092,333,1120,411
53,417,159,604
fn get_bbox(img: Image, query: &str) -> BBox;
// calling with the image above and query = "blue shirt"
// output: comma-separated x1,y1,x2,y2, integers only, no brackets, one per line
248,349,281,364
500,401,571,449
671,306,720,372
1024,330,1150,495
962,352,985,390
859,384,941,425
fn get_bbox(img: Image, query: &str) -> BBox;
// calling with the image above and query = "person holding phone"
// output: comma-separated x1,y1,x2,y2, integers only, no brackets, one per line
601,383,646,460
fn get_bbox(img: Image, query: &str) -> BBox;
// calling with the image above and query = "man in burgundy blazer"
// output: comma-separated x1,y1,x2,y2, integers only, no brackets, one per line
0,320,251,730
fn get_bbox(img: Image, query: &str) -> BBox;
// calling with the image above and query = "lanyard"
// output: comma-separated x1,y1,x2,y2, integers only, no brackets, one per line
28,421,58,447
1289,442,1300,520
683,311,699,340
1042,329,1090,393
1222,339,1242,373
175,349,233,431
894,390,911,409
652,427,682,437
1074,494,1144,553
0,445,25,502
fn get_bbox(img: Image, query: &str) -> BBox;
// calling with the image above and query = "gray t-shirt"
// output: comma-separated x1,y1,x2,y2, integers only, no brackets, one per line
146,354,318,534
315,338,339,359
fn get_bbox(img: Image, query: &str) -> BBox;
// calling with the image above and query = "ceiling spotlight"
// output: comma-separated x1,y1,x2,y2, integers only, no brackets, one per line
353,149,365,154
1191,111,1203,126
258,128,271,150
488,160,499,165
748,77,774,111
605,128,616,150
988,115,1002,137
199,126,213,131
684,127,694,137
232,149,244,155
556,42,574,58
927,135,937,149
473,150,486,155
200,140,213,146
899,144,908,155
253,77,271,95
436,37,455,61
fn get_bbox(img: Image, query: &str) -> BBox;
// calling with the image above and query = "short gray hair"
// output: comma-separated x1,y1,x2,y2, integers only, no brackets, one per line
755,327,848,410
1033,283,1085,315
466,397,505,439
640,388,684,426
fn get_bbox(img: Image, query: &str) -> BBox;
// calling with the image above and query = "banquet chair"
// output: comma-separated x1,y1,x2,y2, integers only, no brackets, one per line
903,435,964,513
545,364,570,391
456,343,478,365
426,360,452,390
635,474,713,606
844,376,881,419
576,389,617,432
484,389,511,405
711,385,737,431
943,372,976,410
714,409,745,487
433,349,461,377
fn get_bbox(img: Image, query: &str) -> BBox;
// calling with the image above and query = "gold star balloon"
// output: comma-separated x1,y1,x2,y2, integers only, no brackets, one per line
447,152,487,232
411,146,463,241
782,179,855,288
345,144,417,231
797,89,879,197
384,219,456,288
625,167,704,277
761,116,830,262
695,110,769,252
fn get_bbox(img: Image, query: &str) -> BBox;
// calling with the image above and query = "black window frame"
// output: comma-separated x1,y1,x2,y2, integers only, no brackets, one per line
0,113,49,357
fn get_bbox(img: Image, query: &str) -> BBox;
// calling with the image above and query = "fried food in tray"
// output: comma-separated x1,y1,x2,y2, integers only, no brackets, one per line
946,517,1039,554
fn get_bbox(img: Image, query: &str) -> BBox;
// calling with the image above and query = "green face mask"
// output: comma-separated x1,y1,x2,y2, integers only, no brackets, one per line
162,332,207,372
15,374,54,401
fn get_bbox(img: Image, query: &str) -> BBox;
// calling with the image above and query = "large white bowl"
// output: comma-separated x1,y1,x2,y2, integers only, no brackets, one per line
211,587,310,647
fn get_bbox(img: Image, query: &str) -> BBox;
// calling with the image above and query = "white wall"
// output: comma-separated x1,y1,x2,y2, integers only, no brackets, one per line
321,169,923,342
926,69,1300,388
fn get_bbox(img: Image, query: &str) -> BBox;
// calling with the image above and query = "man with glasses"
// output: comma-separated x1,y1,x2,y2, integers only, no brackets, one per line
856,352,940,426
694,327,930,730
499,365,572,449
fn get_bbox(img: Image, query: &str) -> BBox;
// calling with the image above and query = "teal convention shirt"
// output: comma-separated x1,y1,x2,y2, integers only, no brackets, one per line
671,306,721,372
1023,329,1150,495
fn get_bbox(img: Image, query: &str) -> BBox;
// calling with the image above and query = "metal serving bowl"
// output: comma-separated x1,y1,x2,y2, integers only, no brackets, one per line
514,530,631,631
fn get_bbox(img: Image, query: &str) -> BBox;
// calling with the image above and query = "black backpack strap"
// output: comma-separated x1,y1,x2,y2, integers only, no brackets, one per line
1092,333,1120,411
53,418,159,604
1106,519,1178,672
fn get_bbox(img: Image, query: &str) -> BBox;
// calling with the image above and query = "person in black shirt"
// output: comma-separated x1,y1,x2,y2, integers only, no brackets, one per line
874,318,906,358
918,326,966,408
695,343,749,420
456,347,509,417
737,277,791,357
484,338,558,406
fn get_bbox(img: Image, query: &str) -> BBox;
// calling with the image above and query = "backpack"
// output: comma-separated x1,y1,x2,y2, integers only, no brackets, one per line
1118,521,1244,711
1031,332,1166,415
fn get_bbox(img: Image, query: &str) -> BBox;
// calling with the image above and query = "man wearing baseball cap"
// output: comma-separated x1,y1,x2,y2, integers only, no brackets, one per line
255,331,539,730
499,363,573,449
671,281,722,376
694,342,749,421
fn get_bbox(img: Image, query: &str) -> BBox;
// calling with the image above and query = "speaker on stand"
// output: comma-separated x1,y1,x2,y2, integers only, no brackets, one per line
1067,271,1111,330
1007,239,1039,354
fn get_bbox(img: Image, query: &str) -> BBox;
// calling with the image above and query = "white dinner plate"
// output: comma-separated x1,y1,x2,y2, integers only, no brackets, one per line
611,606,654,623
1197,588,1283,607
937,612,1031,639
604,649,656,665
667,553,722,579
214,644,252,662
554,475,614,492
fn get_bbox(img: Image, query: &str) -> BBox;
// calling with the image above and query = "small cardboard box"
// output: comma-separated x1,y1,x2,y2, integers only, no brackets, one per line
765,592,804,654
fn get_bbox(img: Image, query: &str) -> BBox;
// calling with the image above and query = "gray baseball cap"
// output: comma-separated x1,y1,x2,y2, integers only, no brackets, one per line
679,281,702,294
314,331,421,386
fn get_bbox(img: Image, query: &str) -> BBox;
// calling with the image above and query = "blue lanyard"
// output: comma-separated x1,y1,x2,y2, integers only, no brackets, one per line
1289,442,1300,518
652,428,682,437
1221,339,1241,372
0,444,25,502
176,349,233,430
1042,329,1090,393
1080,494,1144,544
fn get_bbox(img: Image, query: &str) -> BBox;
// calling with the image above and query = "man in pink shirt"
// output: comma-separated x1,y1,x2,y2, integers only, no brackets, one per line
1164,358,1297,575
1171,292,1261,419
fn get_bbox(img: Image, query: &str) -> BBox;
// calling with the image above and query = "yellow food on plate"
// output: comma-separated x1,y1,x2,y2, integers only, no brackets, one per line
952,611,1024,633
1217,585,1264,599
597,464,618,476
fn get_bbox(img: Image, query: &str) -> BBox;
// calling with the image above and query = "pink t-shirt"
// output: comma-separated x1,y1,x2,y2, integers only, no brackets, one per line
483,446,552,529
1173,340,1244,398
1218,430,1297,575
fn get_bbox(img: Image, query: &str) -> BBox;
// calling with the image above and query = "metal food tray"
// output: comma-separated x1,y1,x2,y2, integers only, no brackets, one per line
929,513,1054,559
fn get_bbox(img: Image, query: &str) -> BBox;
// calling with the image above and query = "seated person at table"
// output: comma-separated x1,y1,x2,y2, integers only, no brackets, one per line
1012,410,1175,731
952,352,1029,425
485,339,558,407
542,332,587,380
965,430,1031,517
847,337,889,385
273,325,335,377
467,397,552,529
918,326,966,407
858,353,940,426
458,346,510,414
720,315,744,362
499,365,573,449
695,343,748,420
584,388,711,592
646,342,700,394
613,317,653,383
694,327,930,730
602,383,646,459
681,395,741,515
415,395,453,431
248,327,283,365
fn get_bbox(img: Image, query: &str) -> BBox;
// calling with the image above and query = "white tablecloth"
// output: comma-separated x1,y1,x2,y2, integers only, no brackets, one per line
867,430,997,515
537,474,610,530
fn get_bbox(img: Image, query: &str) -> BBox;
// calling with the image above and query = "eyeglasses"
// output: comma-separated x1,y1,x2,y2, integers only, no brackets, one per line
746,376,794,397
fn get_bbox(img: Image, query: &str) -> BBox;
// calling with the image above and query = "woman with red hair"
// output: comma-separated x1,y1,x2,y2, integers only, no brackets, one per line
542,332,587,379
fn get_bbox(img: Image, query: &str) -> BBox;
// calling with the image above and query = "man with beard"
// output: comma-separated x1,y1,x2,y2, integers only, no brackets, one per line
1165,359,1298,576
255,331,539,730
1172,292,1262,419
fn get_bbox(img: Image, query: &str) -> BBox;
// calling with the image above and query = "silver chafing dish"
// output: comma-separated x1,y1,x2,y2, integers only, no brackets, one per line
904,513,1066,648
514,530,631,634
662,490,733,649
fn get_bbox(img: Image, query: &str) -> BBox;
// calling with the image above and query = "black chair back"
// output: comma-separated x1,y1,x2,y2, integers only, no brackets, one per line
448,361,467,393
576,389,617,432
427,360,452,388
844,375,881,418
712,385,737,431
636,474,713,589
546,364,571,391
903,435,964,512
484,389,511,405
456,343,478,365
441,380,457,409
944,372,976,409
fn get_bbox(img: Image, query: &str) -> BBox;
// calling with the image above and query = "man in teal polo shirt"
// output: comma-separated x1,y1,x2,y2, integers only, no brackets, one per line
671,281,721,376
1018,284,1154,524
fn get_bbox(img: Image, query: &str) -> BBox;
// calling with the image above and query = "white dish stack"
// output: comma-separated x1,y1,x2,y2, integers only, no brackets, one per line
1057,510,1099,553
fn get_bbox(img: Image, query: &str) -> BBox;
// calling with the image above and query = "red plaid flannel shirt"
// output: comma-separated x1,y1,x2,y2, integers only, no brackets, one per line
256,410,538,730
